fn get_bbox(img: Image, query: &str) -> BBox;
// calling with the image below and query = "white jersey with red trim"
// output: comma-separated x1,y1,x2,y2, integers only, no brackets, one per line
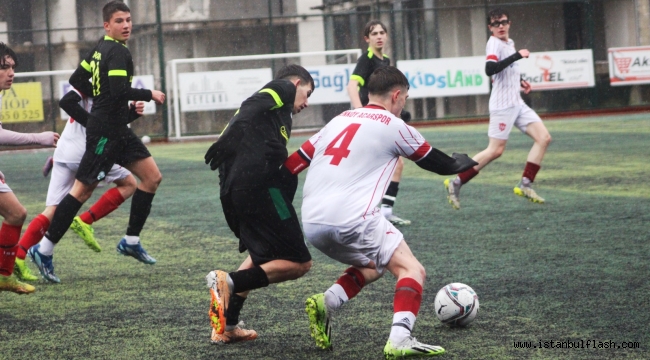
486,36,524,111
301,106,432,227
53,89,93,164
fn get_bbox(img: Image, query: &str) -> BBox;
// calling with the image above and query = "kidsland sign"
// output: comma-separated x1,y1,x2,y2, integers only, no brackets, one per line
608,46,650,86
396,56,489,98
519,49,595,90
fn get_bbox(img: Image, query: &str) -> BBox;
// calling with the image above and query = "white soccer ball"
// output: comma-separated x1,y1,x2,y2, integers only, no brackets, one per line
141,135,151,144
434,283,479,326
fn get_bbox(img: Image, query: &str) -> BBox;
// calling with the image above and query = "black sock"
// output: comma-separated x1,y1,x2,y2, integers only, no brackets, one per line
229,266,269,294
45,194,83,244
381,181,400,207
126,189,155,236
226,294,247,326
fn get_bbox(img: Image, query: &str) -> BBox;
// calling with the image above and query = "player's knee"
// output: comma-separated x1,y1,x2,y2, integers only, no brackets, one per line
491,146,505,159
542,133,552,147
294,260,312,278
6,205,27,225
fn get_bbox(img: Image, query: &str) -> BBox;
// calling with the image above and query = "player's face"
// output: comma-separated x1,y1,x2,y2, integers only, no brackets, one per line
104,11,132,42
365,25,387,51
0,56,16,91
488,15,510,41
293,83,313,114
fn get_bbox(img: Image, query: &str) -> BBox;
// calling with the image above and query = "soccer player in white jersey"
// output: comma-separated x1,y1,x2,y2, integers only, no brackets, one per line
282,66,476,358
13,88,141,283
0,43,59,294
443,8,552,209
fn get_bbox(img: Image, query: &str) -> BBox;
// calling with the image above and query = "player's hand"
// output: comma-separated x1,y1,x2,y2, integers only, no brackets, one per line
400,110,412,123
521,80,532,94
0,170,5,184
204,141,229,171
130,101,145,115
451,153,479,173
151,90,166,104
37,131,60,146
518,49,530,58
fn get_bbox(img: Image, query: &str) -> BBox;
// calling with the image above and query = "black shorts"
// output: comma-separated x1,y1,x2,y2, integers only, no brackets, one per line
76,129,151,185
221,187,311,266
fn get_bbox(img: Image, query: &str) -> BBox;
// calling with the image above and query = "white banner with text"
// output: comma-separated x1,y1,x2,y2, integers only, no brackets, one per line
608,46,650,86
519,49,595,90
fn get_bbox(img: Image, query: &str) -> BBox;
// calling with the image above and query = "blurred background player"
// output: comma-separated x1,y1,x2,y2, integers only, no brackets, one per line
0,42,59,294
204,64,314,345
285,66,476,358
28,1,166,278
347,20,412,226
14,88,142,283
444,8,552,210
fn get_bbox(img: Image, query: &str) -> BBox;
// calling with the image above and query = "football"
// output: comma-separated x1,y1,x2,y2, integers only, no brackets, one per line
434,283,479,326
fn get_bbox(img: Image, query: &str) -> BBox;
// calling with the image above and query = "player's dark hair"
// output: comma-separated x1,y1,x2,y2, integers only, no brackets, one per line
487,8,510,24
367,66,409,96
275,64,315,90
0,42,18,68
363,20,388,38
103,1,131,22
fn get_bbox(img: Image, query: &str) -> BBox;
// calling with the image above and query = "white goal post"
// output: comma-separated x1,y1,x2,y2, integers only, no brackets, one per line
166,49,362,140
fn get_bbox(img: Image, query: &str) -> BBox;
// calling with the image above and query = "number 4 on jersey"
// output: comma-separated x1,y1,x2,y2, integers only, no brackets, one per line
324,123,361,165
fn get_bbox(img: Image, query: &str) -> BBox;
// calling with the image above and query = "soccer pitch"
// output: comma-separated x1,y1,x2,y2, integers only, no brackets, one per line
1,113,648,359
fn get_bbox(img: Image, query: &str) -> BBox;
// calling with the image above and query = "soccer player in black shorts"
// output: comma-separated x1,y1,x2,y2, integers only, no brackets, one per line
27,1,166,282
346,20,413,226
203,64,314,344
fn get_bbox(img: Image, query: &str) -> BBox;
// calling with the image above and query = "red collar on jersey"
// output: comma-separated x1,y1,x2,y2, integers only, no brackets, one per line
363,104,386,110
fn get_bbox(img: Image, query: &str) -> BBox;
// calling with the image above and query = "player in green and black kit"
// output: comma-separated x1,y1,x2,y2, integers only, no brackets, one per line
347,20,412,226
203,64,314,345
27,1,166,283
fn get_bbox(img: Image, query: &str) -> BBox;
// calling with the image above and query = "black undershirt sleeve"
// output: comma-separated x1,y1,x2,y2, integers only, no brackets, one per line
58,91,89,127
414,148,478,175
69,67,93,98
485,52,523,76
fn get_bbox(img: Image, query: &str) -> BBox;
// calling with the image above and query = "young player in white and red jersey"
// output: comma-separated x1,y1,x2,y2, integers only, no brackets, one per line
444,8,552,210
0,43,59,294
13,88,141,283
283,66,476,358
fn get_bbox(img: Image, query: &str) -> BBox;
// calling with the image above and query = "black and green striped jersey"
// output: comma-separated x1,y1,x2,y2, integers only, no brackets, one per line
216,79,296,193
69,35,152,129
350,48,390,106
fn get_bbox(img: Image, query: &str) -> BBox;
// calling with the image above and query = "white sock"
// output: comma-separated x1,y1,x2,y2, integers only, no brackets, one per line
380,204,393,217
522,177,532,187
453,176,461,186
38,237,55,256
324,283,348,312
388,311,416,344
124,235,140,245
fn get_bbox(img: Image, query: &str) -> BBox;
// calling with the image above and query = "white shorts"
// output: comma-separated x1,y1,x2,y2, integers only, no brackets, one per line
46,162,131,206
488,104,542,140
303,215,403,273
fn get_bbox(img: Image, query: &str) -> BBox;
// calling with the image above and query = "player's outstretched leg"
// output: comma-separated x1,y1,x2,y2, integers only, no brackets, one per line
383,337,445,359
444,178,461,210
305,293,333,350
0,274,36,294
27,244,60,283
70,216,101,252
116,238,156,264
13,257,38,281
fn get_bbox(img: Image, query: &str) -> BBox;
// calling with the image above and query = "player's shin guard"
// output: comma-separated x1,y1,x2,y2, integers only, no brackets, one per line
325,267,366,311
126,189,155,236
0,222,23,276
80,187,125,225
381,181,400,207
225,293,247,330
389,278,423,343
45,194,83,244
522,161,541,184
229,266,269,294
16,214,50,260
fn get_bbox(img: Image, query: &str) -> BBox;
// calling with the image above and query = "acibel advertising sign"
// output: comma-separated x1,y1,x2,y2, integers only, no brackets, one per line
396,56,489,98
306,64,356,105
519,49,595,90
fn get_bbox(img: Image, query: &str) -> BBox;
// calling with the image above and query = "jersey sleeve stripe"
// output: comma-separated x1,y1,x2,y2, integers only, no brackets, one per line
300,140,316,160
350,74,365,86
259,88,284,110
108,69,128,76
486,55,498,62
80,60,91,72
407,143,432,162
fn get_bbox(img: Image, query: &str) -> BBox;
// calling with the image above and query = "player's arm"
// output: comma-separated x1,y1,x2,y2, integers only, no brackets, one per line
347,79,363,109
69,61,94,97
485,51,523,76
0,124,59,146
59,90,89,127
106,48,153,103
204,81,292,170
348,56,371,108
